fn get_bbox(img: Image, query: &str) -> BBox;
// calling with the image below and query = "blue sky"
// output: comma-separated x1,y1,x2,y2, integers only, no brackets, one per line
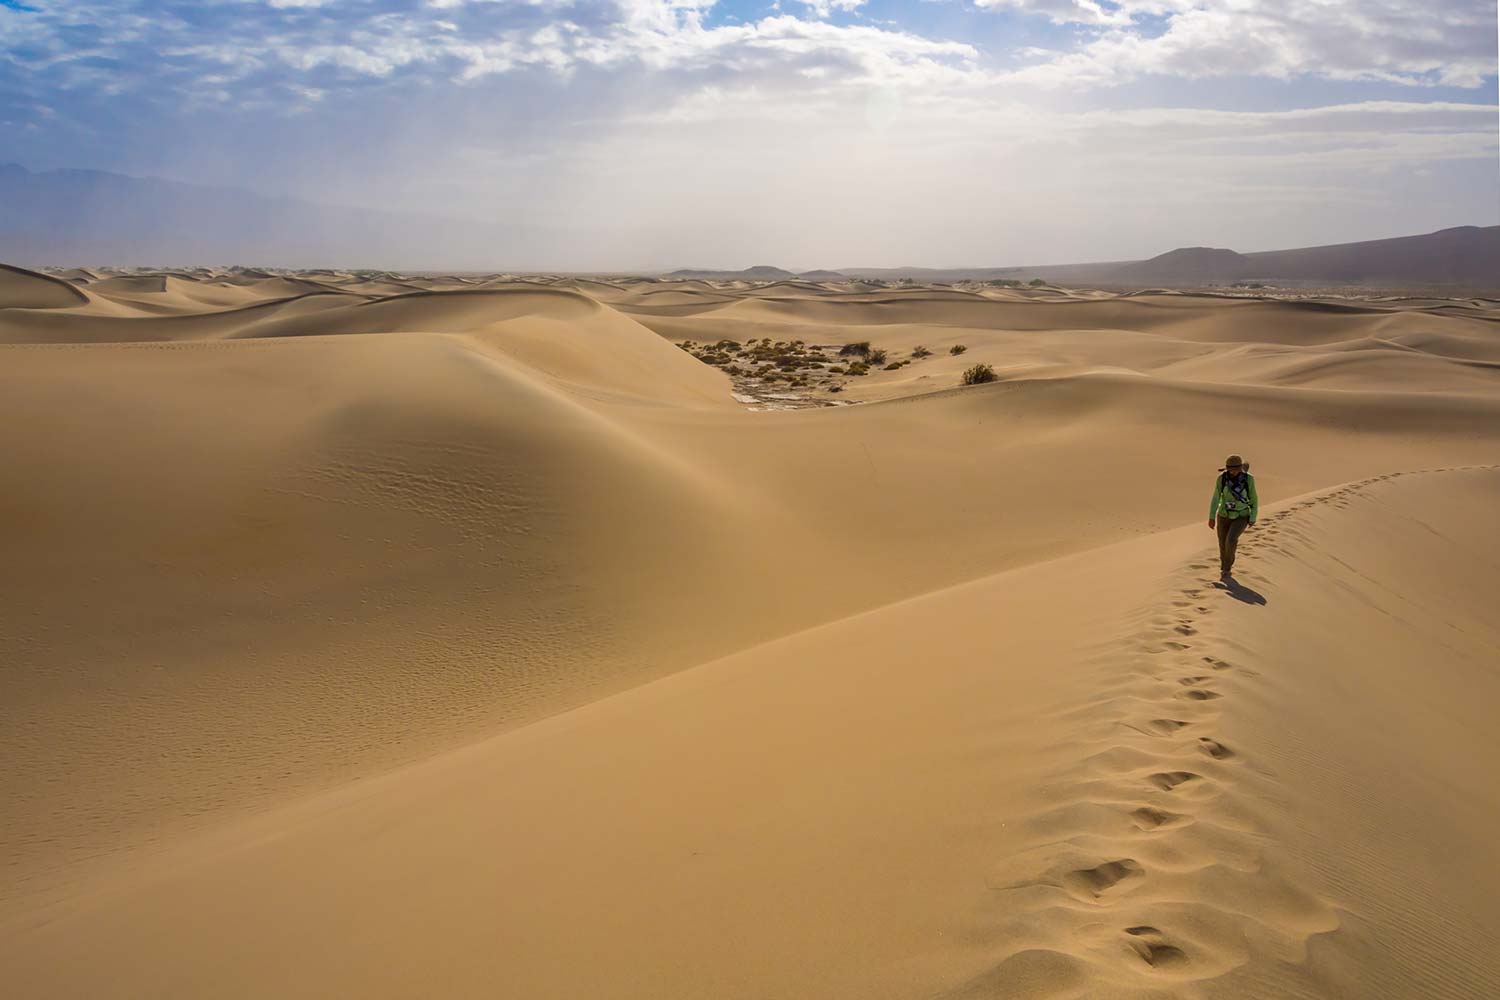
1,0,1495,267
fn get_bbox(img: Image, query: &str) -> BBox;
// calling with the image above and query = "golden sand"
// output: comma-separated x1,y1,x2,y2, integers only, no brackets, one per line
3,266,1499,997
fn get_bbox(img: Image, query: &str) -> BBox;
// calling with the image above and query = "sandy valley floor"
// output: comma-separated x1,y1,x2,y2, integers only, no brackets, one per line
3,264,1499,998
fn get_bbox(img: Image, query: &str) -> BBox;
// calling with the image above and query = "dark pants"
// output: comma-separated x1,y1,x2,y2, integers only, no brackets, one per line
1216,515,1249,574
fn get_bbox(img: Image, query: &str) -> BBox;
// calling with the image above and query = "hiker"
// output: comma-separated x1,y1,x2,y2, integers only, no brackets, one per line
1208,455,1257,579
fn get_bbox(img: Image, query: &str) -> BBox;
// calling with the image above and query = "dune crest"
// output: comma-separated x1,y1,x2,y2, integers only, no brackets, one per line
0,263,90,309
5,468,1499,998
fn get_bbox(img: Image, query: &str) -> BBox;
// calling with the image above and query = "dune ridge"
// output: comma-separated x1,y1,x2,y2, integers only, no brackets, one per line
957,466,1500,998
3,467,1498,998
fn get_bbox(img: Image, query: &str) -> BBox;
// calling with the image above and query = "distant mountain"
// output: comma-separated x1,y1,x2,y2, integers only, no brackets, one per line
665,265,800,280
837,226,1500,290
1106,247,1253,283
0,163,577,270
661,265,852,281
1238,226,1498,285
1101,225,1500,288
742,265,797,280
5,162,1492,289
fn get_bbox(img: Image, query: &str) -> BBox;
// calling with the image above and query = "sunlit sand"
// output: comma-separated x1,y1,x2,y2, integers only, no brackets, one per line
3,264,1499,997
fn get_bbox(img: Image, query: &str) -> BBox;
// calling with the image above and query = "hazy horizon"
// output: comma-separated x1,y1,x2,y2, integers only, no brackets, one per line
3,0,1497,269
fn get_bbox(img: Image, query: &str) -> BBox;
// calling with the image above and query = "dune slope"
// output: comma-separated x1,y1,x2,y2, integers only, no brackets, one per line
3,468,1498,999
3,272,1499,998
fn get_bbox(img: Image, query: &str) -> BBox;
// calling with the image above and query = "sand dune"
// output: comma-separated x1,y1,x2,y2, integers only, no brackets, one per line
0,263,89,308
2,269,1498,998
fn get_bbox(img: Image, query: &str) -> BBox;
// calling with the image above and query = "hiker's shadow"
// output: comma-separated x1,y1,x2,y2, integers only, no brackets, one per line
1213,578,1267,605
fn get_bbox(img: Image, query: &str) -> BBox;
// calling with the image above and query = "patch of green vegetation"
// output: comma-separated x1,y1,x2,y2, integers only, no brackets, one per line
950,344,968,356
911,345,932,358
839,341,872,357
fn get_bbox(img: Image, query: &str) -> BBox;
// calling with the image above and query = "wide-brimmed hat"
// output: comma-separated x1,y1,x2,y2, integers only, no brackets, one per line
1221,454,1246,470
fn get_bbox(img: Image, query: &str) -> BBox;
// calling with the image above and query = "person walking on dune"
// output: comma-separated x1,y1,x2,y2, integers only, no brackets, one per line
1209,455,1257,579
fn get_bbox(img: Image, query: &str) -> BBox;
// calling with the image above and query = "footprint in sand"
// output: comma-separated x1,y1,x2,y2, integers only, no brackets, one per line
1146,718,1192,734
1178,689,1222,701
1123,926,1189,968
1177,676,1211,686
1130,806,1190,831
1163,641,1191,651
1201,656,1233,671
1062,858,1144,901
1148,771,1200,791
1197,737,1234,759
1174,624,1197,636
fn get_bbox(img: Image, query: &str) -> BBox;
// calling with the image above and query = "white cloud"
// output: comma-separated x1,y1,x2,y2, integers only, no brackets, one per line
3,0,1494,267
792,0,869,19
991,0,1496,88
970,0,1130,25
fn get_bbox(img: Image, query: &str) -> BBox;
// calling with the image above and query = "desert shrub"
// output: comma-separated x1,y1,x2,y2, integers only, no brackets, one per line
962,363,997,385
883,361,906,370
839,341,872,357
1028,277,1046,286
911,345,932,358
846,361,870,376
949,344,968,355
868,348,888,365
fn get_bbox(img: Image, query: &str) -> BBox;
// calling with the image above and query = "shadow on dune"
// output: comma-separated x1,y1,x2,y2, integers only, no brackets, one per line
1214,578,1268,605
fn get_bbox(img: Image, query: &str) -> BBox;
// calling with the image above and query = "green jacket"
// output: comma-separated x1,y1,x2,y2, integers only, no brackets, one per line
1210,472,1258,521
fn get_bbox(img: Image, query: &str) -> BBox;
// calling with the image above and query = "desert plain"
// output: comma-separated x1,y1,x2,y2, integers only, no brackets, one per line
2,262,1499,998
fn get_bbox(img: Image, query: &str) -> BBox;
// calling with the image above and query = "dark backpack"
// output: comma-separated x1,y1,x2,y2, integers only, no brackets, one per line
1218,466,1253,510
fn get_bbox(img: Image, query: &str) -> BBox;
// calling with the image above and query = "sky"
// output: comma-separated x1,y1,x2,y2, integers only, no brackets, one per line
1,0,1497,268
